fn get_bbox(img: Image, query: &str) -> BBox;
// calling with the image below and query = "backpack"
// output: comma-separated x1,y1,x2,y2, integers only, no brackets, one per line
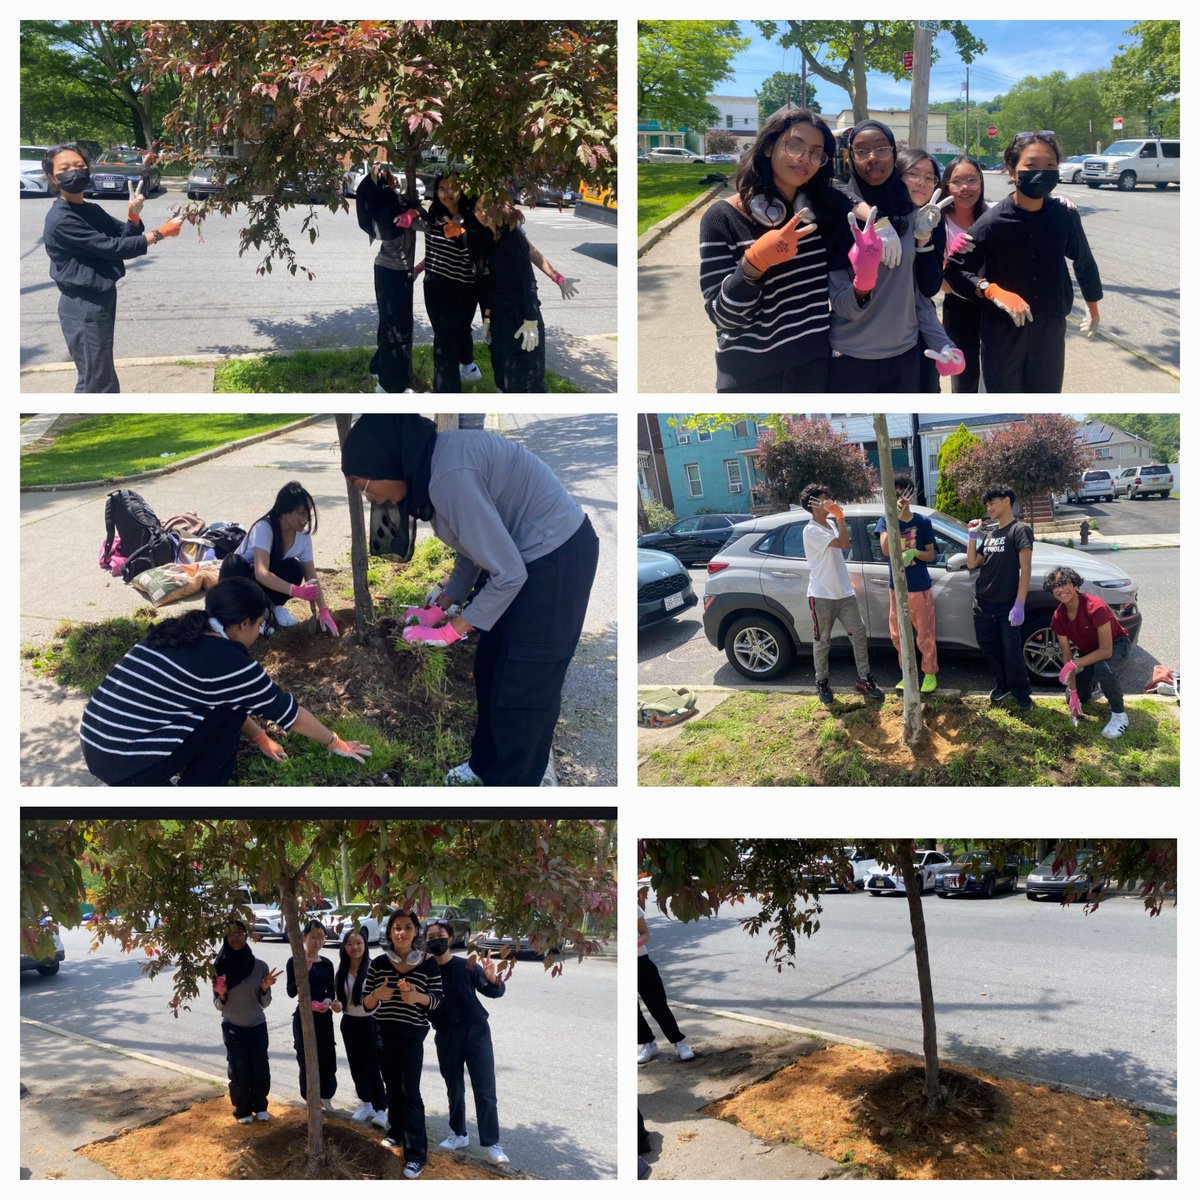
203,522,248,558
637,687,699,729
103,489,174,583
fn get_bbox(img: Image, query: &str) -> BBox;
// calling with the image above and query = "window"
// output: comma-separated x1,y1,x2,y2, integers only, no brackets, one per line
261,103,276,126
725,459,743,493
697,430,712,443
1163,142,1180,159
684,464,703,498
675,416,690,445
1140,143,1158,158
733,419,757,439
778,523,810,559
1095,447,1112,459
726,114,733,128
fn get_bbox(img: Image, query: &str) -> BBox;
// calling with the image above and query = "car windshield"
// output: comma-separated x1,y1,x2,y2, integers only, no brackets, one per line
332,904,367,916
1102,141,1142,156
1035,850,1093,871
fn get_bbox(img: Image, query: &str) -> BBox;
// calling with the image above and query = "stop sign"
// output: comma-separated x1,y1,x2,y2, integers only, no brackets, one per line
987,125,997,138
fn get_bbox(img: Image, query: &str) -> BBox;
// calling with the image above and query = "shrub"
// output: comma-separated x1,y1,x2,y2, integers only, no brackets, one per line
643,499,676,531
934,424,986,521
753,417,876,508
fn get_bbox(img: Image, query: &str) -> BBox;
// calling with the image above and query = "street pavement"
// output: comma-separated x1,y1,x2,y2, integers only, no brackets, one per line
19,413,616,786
637,175,1179,393
21,925,617,1180
20,189,616,391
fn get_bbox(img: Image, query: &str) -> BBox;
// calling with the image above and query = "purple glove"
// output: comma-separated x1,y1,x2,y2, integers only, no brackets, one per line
923,346,966,377
1009,600,1025,626
404,603,447,627
947,231,975,257
317,607,339,637
290,582,320,602
402,623,462,647
967,521,983,543
1058,662,1077,687
1067,689,1081,718
847,206,883,292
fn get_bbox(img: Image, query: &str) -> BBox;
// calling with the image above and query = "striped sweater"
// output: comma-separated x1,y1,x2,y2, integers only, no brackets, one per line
699,195,851,391
80,636,298,783
364,953,443,1040
424,216,477,288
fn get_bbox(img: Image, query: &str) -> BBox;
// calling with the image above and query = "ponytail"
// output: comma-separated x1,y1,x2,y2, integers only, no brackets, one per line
144,576,269,649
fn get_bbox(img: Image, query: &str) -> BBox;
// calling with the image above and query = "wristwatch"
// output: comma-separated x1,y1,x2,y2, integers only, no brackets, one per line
977,277,990,293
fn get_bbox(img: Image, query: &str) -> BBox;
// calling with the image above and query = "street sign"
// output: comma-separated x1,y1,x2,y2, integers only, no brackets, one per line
903,50,914,71
987,124,998,138
918,20,940,31
1113,117,1124,130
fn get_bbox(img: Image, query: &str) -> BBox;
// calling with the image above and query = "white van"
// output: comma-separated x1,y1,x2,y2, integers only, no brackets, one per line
1083,138,1180,191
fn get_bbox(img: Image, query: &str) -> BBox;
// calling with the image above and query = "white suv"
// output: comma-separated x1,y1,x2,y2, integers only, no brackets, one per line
646,146,705,164
1083,138,1180,191
1062,469,1116,504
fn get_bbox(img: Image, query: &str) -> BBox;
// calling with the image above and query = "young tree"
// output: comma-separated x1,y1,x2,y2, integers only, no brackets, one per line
756,71,820,125
1102,21,1180,132
704,131,740,155
958,413,1089,510
753,416,877,510
335,415,375,637
638,20,750,135
933,424,986,522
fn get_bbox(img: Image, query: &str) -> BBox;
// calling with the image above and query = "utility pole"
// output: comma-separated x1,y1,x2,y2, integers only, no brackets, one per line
909,23,934,149
964,64,970,152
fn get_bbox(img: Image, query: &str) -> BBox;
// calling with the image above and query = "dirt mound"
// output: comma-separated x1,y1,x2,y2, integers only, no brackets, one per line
842,707,969,766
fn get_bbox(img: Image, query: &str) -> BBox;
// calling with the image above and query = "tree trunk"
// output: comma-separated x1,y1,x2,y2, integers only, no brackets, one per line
897,841,941,1116
280,882,326,1168
873,416,923,745
335,415,374,636
850,24,870,121
340,835,350,905
436,414,458,432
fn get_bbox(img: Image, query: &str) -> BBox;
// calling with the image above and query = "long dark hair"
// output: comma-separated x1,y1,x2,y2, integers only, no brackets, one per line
143,576,270,649
940,155,987,223
335,932,372,1006
251,481,317,577
428,172,476,225
734,106,844,240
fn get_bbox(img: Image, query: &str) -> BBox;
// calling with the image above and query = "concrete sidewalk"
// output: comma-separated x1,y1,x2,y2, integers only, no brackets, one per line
638,188,1180,394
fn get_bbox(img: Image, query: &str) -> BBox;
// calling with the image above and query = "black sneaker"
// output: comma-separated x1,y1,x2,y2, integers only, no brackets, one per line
1015,695,1034,713
855,675,884,700
816,679,834,704
988,687,1011,704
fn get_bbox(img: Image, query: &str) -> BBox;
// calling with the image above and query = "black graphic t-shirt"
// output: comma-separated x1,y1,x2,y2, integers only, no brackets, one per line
975,520,1033,604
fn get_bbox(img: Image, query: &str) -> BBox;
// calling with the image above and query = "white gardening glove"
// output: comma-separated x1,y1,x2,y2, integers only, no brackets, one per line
553,273,579,300
127,178,146,221
515,320,539,353
482,317,491,345
874,216,902,269
1078,301,1100,338
914,189,954,242
1055,193,1078,211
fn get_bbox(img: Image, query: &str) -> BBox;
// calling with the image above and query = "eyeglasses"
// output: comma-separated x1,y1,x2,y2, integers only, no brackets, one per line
948,177,980,188
852,144,893,162
779,139,828,165
902,169,938,186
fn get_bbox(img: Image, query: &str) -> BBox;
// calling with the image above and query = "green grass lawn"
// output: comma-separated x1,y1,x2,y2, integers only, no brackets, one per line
638,692,1179,787
213,344,585,393
20,414,307,487
638,163,725,235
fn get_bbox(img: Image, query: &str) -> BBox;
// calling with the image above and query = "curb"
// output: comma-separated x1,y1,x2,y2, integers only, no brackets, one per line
638,180,727,258
1068,302,1180,380
20,414,329,493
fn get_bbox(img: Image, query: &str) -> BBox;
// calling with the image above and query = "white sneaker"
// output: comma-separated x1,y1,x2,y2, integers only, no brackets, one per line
637,1041,659,1065
675,1039,696,1061
381,1136,398,1149
444,761,483,786
255,1111,271,1121
273,604,298,628
485,1145,510,1165
372,1109,389,1129
403,1161,424,1179
1102,712,1130,739
440,1133,469,1150
237,1114,255,1123
460,362,482,382
351,1102,375,1122
320,1098,335,1114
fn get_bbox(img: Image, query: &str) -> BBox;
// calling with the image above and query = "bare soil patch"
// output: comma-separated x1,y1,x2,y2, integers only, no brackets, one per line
846,706,968,766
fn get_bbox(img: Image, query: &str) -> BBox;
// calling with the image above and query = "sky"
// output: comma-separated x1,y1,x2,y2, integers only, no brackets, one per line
722,20,1136,116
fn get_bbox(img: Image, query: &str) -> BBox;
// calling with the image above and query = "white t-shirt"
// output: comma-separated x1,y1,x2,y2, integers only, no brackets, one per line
637,906,648,957
804,519,854,600
235,519,313,567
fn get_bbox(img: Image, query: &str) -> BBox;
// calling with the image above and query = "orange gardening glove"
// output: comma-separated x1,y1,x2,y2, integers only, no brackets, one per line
825,500,845,520
983,283,1033,327
444,219,465,238
156,217,185,239
742,209,818,273
252,730,287,762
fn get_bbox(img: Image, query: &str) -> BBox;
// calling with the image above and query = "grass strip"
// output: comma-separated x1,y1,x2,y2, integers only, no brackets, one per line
638,163,722,235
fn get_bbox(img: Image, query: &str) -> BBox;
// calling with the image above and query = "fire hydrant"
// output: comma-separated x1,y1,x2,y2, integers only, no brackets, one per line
1079,520,1090,545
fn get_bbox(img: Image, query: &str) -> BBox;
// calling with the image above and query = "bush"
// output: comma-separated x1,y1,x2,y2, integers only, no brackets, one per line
643,499,676,531
934,424,986,521
968,414,1090,502
754,417,876,509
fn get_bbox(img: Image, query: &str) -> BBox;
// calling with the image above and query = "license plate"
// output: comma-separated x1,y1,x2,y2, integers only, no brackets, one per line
946,875,960,888
663,592,684,612
101,180,122,189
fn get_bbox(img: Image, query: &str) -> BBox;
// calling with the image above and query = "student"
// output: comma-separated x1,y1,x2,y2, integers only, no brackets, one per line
945,131,1102,392
41,143,184,392
79,577,371,786
364,910,443,1180
341,414,598,787
427,919,510,1165
637,904,694,1064
335,929,389,1128
966,485,1034,712
938,156,993,394
874,474,938,693
828,120,961,392
800,483,883,705
213,919,281,1123
1046,566,1132,738
219,481,338,633
422,174,482,392
286,920,341,1112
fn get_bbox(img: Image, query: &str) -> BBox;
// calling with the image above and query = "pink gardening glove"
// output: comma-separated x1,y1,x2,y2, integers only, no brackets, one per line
394,209,417,229
316,607,339,637
311,999,330,1013
847,206,883,292
404,604,447,627
402,623,462,647
414,261,425,276
923,346,965,377
290,582,320,602
1067,689,1081,718
946,231,975,257
1058,662,1077,687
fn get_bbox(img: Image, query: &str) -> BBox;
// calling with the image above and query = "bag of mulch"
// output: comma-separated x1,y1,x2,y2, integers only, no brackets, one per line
637,687,699,729
129,561,221,607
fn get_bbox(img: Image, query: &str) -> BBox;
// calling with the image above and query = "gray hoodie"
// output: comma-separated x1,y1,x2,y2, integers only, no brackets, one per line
213,958,272,1027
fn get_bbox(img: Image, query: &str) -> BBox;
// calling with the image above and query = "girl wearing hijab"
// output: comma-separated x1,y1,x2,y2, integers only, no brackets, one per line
336,928,389,1128
363,910,444,1180
79,576,371,786
828,119,962,392
213,918,281,1123
218,481,337,634
341,414,598,787
945,131,1102,393
40,143,184,393
286,919,341,1112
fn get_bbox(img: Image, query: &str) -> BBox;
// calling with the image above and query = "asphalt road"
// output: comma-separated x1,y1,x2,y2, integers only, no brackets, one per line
1061,493,1180,534
19,190,616,367
640,888,1176,1109
20,925,617,1179
637,547,1178,693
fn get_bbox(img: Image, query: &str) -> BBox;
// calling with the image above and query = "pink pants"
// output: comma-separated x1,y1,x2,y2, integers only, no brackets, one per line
888,588,938,675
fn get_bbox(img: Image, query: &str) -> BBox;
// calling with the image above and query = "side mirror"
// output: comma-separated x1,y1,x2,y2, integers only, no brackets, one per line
946,552,969,571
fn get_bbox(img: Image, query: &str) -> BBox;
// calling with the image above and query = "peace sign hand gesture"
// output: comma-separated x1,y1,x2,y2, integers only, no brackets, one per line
848,206,884,292
913,188,954,242
127,178,146,222
743,207,818,274
261,967,282,992
481,954,500,985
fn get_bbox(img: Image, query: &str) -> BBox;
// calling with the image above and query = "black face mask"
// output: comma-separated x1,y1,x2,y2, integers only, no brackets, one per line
426,938,450,957
55,168,90,194
1015,169,1059,199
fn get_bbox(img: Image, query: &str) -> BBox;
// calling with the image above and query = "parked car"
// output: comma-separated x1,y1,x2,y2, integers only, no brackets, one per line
320,903,383,945
934,851,1020,898
646,146,705,164
1061,154,1090,184
812,846,881,892
342,161,425,202
867,850,953,896
20,923,65,976
186,154,237,200
702,503,1141,685
704,153,740,164
426,905,472,946
1024,849,1104,901
252,897,335,941
638,548,697,628
1061,469,1116,504
515,180,577,206
90,149,161,198
20,145,54,195
1114,463,1174,499
474,914,563,958
455,897,493,926
638,513,755,566
1083,138,1180,190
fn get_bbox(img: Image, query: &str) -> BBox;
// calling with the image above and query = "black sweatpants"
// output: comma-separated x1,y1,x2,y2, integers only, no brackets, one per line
435,1021,500,1146
469,516,599,786
340,1014,387,1110
378,1027,428,1164
292,1008,338,1100
637,955,684,1045
101,705,245,786
58,288,119,393
222,1020,271,1119
219,552,305,607
942,292,983,394
717,355,830,394
371,266,415,393
1076,636,1131,714
980,308,1067,393
425,276,477,393
973,597,1032,702
830,343,922,392
487,306,546,392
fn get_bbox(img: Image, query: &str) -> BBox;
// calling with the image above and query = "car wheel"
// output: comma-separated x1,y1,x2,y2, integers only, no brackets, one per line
936,891,948,898
1117,171,1137,192
1021,611,1061,682
1026,891,1041,901
724,613,795,681
1105,493,1114,502
983,876,995,898
1157,492,1169,500
36,960,60,976
1086,182,1101,189
1155,182,1168,190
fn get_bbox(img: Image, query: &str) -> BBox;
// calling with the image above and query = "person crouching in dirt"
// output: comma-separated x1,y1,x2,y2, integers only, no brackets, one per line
340,413,599,786
79,577,371,785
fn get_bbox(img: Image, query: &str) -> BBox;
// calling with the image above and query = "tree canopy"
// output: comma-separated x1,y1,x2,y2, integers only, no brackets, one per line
933,424,986,522
955,413,1090,505
638,20,750,135
1102,21,1180,128
753,416,877,509
757,71,820,125
1087,413,1179,464
995,70,1113,158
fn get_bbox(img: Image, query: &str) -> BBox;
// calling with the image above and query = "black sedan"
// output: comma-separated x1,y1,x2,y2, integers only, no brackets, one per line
89,150,161,198
638,549,697,628
934,852,1020,898
637,513,754,567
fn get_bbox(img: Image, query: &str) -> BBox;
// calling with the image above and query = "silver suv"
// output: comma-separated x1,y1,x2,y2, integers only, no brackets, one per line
1114,464,1174,500
701,503,1142,684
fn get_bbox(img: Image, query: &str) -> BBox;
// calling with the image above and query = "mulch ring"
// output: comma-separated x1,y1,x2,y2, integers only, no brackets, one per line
704,1043,1150,1180
838,706,970,766
80,1095,525,1180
